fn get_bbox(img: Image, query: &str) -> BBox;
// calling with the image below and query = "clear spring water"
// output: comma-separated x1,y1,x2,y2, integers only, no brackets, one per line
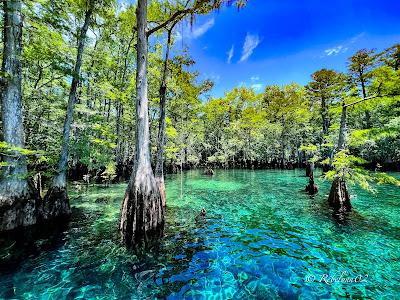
0,169,399,299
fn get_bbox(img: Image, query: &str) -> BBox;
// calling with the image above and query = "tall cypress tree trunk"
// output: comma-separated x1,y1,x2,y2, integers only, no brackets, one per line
321,97,329,136
0,0,40,231
321,96,332,173
119,0,164,247
359,69,371,128
337,102,347,152
328,101,351,212
43,2,94,220
155,27,174,208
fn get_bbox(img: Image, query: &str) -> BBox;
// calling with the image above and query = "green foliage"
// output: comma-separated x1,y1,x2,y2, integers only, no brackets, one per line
0,141,38,157
101,162,117,183
1,0,399,195
325,150,400,192
299,144,318,154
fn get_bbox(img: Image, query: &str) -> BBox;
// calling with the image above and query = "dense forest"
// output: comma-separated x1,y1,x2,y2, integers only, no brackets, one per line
0,0,399,245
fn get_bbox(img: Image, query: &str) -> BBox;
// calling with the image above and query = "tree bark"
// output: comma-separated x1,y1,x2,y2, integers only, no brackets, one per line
305,158,311,177
43,1,94,220
337,102,347,151
155,26,175,208
358,68,371,128
321,97,329,136
328,177,351,212
0,0,41,231
119,0,164,248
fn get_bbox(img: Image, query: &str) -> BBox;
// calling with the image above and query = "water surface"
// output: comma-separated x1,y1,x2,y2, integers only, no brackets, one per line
0,169,399,299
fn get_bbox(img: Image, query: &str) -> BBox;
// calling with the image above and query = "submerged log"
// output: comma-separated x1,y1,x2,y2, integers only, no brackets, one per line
328,177,351,212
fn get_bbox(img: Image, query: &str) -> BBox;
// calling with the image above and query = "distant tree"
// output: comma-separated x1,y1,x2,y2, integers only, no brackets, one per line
379,44,400,71
305,69,343,137
263,84,309,168
43,0,96,221
348,49,376,128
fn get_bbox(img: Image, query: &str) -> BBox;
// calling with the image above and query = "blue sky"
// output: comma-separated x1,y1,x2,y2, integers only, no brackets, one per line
122,0,400,97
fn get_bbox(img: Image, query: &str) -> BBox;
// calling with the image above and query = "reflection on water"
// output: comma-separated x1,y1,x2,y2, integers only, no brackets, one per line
0,169,399,299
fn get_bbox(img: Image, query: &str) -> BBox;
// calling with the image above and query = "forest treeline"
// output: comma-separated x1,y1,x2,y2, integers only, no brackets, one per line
1,2,399,187
0,0,399,239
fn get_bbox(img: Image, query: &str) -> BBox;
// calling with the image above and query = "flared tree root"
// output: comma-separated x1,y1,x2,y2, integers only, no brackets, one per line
328,177,351,212
42,186,71,221
0,181,41,231
119,175,164,248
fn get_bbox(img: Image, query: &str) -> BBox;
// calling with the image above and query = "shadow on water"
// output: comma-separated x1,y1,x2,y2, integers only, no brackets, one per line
0,219,70,273
0,217,71,298
307,191,400,242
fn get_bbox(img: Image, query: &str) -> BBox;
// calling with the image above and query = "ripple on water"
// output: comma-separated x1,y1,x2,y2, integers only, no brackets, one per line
0,169,399,299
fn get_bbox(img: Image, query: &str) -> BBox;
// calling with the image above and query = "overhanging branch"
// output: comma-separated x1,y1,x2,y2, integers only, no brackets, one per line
146,0,210,37
344,92,399,107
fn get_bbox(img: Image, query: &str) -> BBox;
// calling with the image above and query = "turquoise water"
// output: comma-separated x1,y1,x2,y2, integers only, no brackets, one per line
0,169,399,299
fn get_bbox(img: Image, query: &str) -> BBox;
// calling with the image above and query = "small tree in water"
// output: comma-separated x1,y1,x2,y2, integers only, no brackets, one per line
300,144,319,195
326,95,400,213
326,149,400,212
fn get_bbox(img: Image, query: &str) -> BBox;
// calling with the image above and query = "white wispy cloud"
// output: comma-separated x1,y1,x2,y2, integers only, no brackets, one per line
251,83,263,91
350,32,365,44
227,45,234,64
240,33,260,62
175,18,215,41
192,18,215,39
250,76,260,82
324,45,348,56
